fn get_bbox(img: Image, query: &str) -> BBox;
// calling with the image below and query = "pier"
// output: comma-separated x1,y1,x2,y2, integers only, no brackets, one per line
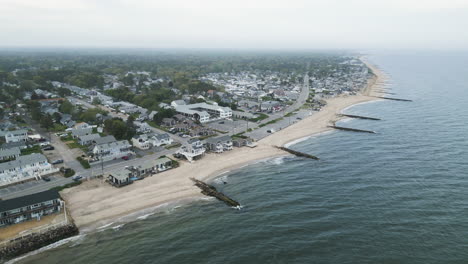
275,146,320,160
373,96,412,102
328,125,376,134
190,178,241,208
338,114,381,121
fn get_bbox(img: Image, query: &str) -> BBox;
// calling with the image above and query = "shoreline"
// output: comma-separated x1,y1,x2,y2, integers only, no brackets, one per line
61,58,388,232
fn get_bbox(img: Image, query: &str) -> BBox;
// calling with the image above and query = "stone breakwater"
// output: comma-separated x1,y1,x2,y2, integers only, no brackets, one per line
0,223,79,262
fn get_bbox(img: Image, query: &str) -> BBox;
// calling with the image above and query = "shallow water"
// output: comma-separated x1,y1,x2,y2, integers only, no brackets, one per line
15,51,468,264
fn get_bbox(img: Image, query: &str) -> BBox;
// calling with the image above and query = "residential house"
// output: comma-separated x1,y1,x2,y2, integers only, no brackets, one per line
203,135,233,153
0,129,28,143
92,135,116,145
71,127,92,138
162,118,176,127
107,157,173,187
92,140,132,162
151,133,173,147
73,122,91,130
78,133,101,145
0,153,59,187
176,138,206,162
131,134,152,150
0,147,20,161
0,190,63,228
59,114,75,128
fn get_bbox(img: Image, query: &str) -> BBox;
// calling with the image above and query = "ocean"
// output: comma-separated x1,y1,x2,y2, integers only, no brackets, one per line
13,51,468,264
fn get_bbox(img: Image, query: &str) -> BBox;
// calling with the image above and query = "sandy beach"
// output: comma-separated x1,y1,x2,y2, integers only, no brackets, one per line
61,59,388,231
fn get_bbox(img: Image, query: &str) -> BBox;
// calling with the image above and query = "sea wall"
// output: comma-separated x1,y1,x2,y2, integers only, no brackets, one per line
0,223,79,262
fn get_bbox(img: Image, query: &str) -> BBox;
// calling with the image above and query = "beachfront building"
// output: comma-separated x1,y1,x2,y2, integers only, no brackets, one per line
92,140,133,162
176,138,206,162
0,153,59,187
0,129,28,143
107,157,174,187
173,102,232,123
0,190,63,228
203,135,233,153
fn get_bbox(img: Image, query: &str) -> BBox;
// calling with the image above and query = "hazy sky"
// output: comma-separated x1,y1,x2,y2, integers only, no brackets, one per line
1,0,467,50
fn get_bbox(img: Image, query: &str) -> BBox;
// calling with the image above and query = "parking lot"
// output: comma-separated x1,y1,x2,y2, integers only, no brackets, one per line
246,109,315,140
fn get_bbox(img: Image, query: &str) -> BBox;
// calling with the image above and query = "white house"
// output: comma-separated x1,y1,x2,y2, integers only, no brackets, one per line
151,133,173,147
0,153,59,187
173,102,232,123
203,135,233,153
131,134,152,150
92,140,133,162
176,138,206,162
131,133,173,150
0,129,28,143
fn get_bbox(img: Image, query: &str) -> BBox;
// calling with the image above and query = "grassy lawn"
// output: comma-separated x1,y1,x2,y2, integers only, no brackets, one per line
51,181,82,192
20,145,42,156
60,134,73,142
147,121,170,132
249,113,268,122
76,157,91,169
259,118,283,128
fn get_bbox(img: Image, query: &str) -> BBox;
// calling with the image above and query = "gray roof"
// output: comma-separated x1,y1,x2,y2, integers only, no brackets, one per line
0,147,20,158
0,153,48,172
1,141,27,149
205,135,231,144
71,127,92,137
0,129,28,137
93,135,116,145
95,140,131,151
79,133,101,142
0,189,60,212
154,133,170,140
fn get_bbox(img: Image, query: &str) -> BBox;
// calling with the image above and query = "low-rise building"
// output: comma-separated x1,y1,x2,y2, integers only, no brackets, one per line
0,147,21,161
78,133,101,145
174,102,232,123
0,190,63,228
71,127,93,138
92,140,132,161
107,157,174,187
203,135,233,153
0,129,28,143
176,138,206,162
0,153,59,187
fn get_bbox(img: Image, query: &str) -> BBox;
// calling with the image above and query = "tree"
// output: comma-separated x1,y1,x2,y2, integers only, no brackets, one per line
40,115,54,130
59,100,74,114
52,112,62,123
104,118,132,140
153,108,175,124
92,97,101,105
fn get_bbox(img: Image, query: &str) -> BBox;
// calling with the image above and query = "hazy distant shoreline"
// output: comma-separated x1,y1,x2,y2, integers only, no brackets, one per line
60,58,387,233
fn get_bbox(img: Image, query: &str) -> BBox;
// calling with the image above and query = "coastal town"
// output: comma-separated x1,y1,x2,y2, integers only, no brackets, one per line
0,52,378,260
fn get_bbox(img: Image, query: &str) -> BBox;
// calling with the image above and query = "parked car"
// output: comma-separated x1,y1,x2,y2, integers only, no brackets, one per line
51,159,64,165
122,156,129,160
42,145,54,151
39,142,51,147
72,175,82,181
42,177,51,182
219,121,224,124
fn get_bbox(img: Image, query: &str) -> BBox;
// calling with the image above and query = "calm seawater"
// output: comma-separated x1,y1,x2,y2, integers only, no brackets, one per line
16,52,468,264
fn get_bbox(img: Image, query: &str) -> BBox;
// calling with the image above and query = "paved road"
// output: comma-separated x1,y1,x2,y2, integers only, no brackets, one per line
0,174,73,200
258,73,310,125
